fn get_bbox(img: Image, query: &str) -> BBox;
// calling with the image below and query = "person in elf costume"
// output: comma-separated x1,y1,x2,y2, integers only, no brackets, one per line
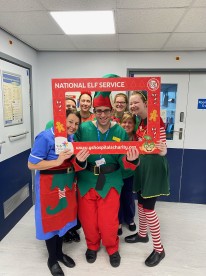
111,92,128,123
125,90,169,267
75,74,140,268
45,96,77,130
28,109,90,276
45,97,82,244
77,91,95,122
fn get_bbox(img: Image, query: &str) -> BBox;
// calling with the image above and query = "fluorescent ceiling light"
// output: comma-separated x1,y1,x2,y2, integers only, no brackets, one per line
50,11,115,35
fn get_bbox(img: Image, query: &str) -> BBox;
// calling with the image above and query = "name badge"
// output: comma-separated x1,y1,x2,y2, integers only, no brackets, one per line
95,158,106,167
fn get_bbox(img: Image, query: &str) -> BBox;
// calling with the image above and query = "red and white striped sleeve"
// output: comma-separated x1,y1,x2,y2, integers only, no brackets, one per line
160,117,166,143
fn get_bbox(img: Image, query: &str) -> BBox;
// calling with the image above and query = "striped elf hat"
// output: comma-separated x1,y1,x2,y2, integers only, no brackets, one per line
93,73,120,108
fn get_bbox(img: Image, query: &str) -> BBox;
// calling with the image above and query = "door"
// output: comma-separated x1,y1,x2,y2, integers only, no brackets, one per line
129,71,190,202
180,73,206,203
0,58,33,240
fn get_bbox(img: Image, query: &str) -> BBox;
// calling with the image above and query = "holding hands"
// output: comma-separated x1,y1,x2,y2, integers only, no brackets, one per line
76,148,90,162
126,147,139,161
155,141,167,156
56,149,73,166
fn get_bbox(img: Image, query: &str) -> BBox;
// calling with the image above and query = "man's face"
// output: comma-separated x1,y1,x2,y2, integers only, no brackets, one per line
65,99,76,110
94,106,112,127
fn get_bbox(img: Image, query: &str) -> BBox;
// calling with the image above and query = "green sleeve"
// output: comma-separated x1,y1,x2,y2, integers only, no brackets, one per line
45,120,54,130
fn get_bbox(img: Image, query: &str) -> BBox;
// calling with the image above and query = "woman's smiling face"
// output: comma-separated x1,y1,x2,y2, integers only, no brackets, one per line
79,94,92,112
66,113,80,135
129,94,147,118
121,118,135,135
114,95,127,113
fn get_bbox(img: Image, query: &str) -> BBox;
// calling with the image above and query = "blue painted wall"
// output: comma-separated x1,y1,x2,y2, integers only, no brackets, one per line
160,148,206,204
181,149,206,204
0,149,33,240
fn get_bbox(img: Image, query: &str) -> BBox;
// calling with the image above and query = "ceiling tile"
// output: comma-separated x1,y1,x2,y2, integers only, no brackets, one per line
164,33,206,49
176,8,206,32
117,8,186,33
38,0,116,11
70,35,118,50
119,33,170,49
0,0,46,12
18,34,77,50
117,0,193,9
193,0,206,7
0,11,63,35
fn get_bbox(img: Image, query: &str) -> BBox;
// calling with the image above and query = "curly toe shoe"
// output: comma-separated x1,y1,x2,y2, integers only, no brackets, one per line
145,249,165,267
125,233,149,243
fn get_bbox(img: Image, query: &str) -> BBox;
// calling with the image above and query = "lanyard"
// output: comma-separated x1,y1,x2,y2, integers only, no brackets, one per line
97,123,110,158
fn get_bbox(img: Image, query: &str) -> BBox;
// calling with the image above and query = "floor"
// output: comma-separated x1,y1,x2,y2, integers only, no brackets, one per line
0,201,206,276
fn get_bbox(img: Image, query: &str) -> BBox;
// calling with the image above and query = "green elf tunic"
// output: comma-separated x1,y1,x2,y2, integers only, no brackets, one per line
75,121,138,198
133,118,170,198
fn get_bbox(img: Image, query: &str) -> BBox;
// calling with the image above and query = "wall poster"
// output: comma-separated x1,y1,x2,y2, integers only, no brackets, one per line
2,71,23,126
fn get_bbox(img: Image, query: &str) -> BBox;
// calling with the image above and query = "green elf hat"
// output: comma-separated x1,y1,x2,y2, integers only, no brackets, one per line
93,73,120,108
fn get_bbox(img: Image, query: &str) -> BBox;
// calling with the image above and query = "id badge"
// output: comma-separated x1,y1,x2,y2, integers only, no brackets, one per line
95,158,106,167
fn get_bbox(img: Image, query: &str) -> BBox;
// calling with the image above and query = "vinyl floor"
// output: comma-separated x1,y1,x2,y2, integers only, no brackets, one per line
0,201,206,276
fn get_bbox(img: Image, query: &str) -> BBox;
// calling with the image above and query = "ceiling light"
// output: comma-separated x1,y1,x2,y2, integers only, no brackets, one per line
50,11,115,35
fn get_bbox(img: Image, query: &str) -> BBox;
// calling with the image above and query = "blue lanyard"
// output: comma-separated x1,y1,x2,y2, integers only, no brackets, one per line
97,123,110,158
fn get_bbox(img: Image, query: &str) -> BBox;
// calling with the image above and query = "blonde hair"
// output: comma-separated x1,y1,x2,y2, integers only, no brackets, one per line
120,112,136,125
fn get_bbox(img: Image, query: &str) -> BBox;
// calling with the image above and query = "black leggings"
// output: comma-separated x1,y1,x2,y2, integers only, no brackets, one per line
137,192,157,210
45,235,63,266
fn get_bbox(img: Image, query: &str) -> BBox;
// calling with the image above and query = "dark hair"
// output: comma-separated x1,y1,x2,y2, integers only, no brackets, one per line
131,90,147,103
66,108,81,123
65,96,76,105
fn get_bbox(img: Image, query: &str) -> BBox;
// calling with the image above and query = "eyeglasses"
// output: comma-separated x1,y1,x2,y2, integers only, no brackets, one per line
115,101,126,105
94,109,112,115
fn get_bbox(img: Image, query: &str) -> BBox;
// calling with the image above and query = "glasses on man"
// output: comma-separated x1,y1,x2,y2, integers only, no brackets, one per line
94,109,112,115
115,101,126,105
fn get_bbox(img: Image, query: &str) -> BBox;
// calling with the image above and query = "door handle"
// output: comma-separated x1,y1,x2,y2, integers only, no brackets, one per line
180,112,184,122
172,128,183,140
0,140,6,145
8,131,29,142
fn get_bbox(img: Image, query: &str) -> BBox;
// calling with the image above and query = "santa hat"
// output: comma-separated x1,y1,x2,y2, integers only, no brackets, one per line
93,73,120,108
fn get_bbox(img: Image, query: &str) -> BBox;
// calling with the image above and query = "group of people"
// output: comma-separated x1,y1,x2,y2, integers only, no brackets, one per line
28,74,169,276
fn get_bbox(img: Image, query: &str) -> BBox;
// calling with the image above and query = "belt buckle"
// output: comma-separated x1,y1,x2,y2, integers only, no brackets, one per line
67,167,73,174
94,166,100,175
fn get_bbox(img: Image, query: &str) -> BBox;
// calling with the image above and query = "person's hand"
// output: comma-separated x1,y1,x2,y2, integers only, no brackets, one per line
56,149,73,166
126,147,139,161
155,141,167,156
76,148,90,162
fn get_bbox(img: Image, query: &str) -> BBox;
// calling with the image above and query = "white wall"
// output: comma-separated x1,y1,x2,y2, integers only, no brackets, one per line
0,29,39,135
37,51,206,133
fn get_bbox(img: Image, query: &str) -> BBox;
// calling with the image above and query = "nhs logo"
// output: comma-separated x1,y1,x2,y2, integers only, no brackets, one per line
198,99,206,109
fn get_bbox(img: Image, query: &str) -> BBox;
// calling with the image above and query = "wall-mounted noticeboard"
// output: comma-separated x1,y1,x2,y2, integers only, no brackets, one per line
2,71,23,126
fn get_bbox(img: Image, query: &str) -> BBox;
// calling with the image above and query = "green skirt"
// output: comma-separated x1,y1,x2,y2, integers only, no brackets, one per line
133,154,170,198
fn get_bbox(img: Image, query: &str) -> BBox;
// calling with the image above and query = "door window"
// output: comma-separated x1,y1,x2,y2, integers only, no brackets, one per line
160,84,177,140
